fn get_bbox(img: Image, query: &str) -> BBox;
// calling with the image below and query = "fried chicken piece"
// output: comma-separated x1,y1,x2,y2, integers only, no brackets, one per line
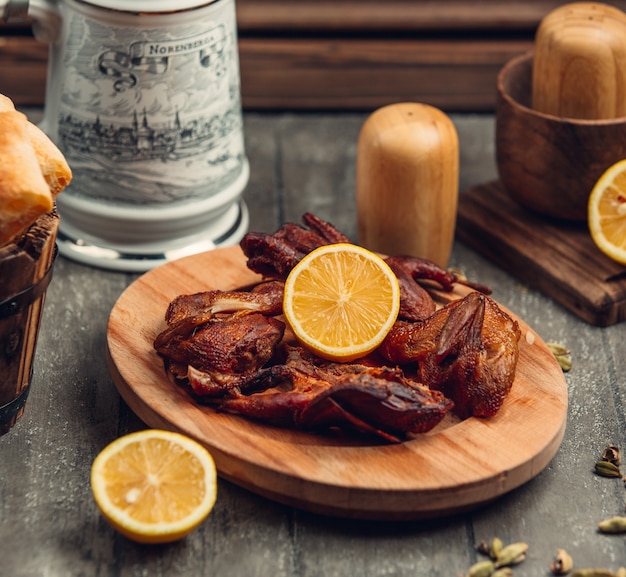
379,292,520,418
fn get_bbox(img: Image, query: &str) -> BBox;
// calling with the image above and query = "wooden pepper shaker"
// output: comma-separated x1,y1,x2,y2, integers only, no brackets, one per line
532,2,626,119
356,102,459,268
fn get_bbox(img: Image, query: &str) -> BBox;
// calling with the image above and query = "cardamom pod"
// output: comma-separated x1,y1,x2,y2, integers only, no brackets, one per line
466,560,495,577
495,542,528,568
550,548,574,575
598,516,626,534
595,460,622,478
547,342,571,372
547,342,570,356
601,445,621,467
557,355,573,372
570,570,616,577
492,569,513,577
489,537,504,560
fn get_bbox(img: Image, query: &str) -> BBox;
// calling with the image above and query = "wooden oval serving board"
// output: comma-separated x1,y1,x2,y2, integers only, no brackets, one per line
106,245,568,520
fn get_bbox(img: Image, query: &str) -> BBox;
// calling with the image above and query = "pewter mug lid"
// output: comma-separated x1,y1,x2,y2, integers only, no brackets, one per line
3,0,217,19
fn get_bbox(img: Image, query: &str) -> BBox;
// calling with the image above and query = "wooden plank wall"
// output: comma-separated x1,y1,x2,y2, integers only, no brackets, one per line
2,0,626,111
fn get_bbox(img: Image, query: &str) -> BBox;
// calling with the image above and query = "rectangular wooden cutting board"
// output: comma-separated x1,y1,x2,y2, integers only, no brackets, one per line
456,180,626,326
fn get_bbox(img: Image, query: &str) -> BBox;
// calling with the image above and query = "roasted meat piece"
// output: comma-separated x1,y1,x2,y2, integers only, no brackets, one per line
165,280,284,325
384,257,436,321
240,212,350,279
154,312,285,396
379,291,521,418
219,346,453,443
385,255,457,292
240,213,491,323
154,214,519,444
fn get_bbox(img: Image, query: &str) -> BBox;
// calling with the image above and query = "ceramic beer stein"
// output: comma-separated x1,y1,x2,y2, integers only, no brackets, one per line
3,0,249,271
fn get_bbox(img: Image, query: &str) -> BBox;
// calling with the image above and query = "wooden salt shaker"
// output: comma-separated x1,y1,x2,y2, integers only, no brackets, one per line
532,2,626,119
356,103,458,268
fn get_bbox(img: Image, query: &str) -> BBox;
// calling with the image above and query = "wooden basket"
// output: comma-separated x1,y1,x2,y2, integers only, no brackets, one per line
0,212,58,435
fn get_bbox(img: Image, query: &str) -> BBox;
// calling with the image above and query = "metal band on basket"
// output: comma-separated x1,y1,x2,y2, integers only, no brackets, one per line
0,246,57,319
0,381,31,426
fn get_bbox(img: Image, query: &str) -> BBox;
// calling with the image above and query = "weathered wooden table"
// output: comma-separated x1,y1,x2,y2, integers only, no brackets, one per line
1,111,625,577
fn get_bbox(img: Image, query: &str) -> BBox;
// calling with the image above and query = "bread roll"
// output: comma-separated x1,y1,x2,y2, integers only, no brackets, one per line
0,94,72,197
26,123,72,197
0,111,54,246
0,94,14,111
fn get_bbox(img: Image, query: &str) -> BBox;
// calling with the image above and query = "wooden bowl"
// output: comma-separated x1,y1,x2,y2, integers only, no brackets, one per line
496,51,626,221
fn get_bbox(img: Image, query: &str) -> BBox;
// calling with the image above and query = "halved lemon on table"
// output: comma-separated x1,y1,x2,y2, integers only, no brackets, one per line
91,429,217,544
283,243,400,362
588,159,626,265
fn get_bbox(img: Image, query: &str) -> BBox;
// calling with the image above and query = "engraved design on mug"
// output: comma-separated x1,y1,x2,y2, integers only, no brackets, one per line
52,2,245,206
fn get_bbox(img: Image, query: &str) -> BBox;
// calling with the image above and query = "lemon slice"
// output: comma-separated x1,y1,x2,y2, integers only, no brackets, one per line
91,429,217,544
283,243,400,362
588,159,626,265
